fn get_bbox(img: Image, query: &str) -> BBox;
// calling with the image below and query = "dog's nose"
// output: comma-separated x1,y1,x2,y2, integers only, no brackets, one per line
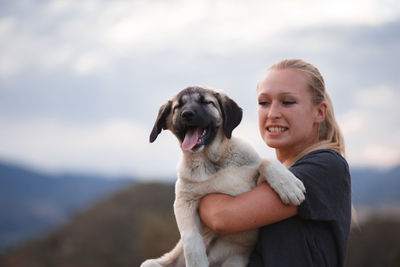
181,110,195,120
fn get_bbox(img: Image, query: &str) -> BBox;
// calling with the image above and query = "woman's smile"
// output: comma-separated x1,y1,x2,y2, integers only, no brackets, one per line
266,126,288,135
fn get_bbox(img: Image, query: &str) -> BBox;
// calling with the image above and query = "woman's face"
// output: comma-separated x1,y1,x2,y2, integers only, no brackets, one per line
257,68,325,156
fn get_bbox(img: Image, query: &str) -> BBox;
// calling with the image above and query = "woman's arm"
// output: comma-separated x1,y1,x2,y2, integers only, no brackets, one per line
199,182,298,235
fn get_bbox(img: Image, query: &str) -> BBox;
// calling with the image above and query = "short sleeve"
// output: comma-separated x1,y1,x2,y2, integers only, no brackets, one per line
289,149,351,222
248,149,352,267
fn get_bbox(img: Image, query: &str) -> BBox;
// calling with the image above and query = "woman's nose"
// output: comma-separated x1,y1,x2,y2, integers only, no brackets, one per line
268,102,282,119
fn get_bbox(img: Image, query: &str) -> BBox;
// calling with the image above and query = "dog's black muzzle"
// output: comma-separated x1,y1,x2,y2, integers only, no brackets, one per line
175,106,220,151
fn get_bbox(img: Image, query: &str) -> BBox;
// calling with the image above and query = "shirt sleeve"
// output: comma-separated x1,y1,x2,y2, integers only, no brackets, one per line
289,150,351,222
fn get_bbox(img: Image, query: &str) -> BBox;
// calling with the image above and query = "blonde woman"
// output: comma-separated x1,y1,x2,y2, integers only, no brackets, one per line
199,59,351,266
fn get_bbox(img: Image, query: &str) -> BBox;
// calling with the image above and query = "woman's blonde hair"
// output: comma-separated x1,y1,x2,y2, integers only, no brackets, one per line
267,59,345,165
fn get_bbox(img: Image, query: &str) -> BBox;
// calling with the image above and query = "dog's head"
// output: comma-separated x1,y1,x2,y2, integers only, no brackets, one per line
149,86,242,152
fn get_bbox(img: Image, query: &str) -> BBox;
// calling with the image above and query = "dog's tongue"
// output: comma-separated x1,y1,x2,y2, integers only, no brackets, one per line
182,128,202,151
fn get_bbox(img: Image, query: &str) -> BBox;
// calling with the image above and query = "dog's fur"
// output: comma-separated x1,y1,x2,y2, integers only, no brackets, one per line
141,86,306,267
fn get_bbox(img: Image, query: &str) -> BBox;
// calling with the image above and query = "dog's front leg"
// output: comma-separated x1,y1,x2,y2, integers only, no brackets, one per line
174,197,208,267
259,159,306,205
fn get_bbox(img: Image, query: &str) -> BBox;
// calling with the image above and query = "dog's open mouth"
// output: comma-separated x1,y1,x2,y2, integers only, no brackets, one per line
182,127,209,151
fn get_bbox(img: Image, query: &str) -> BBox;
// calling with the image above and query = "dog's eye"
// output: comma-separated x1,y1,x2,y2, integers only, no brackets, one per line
173,99,185,112
200,98,213,105
173,104,182,112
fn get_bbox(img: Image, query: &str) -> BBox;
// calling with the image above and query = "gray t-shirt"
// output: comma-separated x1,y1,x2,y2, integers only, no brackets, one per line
248,149,351,267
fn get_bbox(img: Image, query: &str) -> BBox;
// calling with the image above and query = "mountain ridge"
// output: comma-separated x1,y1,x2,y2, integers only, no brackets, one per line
0,160,399,255
0,161,136,252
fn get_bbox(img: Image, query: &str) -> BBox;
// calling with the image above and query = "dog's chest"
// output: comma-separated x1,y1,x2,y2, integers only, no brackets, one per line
177,161,258,200
179,157,221,181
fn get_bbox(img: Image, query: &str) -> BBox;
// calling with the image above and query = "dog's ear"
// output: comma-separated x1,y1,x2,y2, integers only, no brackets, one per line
149,100,172,143
214,92,243,139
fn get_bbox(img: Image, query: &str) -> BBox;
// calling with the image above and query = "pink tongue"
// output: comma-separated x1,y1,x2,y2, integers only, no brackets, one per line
182,128,203,151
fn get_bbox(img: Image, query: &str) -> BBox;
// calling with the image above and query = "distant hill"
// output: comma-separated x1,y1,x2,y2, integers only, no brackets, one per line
0,182,399,267
351,165,400,206
0,183,179,267
0,161,135,252
0,160,399,261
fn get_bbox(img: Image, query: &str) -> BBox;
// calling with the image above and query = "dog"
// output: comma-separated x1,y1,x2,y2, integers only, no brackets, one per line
141,86,306,267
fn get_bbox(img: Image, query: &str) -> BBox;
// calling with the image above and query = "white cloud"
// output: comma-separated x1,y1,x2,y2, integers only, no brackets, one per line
0,118,180,179
362,144,400,167
358,85,398,110
0,0,399,178
339,111,367,136
338,85,400,167
0,0,398,76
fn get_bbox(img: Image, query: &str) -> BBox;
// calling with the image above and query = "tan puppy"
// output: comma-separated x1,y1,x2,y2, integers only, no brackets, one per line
141,86,305,267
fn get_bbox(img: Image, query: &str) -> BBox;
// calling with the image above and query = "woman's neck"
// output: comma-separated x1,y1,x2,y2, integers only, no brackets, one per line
276,149,297,167
275,139,318,167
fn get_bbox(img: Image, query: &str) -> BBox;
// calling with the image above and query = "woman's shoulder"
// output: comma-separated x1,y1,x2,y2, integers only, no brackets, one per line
291,149,350,179
295,149,347,167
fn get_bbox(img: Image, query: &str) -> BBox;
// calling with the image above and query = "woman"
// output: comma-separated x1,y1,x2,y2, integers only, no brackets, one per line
199,59,351,266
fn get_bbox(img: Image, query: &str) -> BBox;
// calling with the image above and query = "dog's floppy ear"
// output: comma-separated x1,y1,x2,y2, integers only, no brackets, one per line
214,92,243,139
149,100,172,143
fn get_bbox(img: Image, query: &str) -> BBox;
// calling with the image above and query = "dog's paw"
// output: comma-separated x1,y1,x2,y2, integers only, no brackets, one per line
140,259,163,267
262,160,306,205
274,174,306,206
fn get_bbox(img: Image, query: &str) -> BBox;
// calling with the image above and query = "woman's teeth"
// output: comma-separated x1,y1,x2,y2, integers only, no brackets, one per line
268,127,287,133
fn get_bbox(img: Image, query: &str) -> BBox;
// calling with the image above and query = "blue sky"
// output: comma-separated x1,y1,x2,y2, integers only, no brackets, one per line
0,0,399,180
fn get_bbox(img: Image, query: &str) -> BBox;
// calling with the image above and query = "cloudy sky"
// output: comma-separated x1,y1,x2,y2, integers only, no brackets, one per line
0,0,399,181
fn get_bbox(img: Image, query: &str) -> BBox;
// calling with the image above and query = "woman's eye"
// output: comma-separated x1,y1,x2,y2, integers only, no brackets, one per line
283,100,296,105
258,101,270,106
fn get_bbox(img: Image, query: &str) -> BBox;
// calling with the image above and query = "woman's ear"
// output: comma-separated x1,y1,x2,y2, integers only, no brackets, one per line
315,101,327,124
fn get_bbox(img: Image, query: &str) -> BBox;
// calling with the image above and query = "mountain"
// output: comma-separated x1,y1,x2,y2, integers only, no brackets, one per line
0,160,399,263
351,165,400,206
0,182,399,267
0,183,179,267
0,161,135,252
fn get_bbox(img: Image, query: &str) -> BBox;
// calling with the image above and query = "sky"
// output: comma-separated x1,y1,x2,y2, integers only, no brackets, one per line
0,0,399,181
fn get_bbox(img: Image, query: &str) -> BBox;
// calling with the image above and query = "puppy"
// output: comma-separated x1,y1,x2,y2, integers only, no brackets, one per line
141,86,305,267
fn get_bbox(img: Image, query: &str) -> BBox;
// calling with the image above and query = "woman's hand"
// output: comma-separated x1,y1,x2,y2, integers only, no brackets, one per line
199,183,298,235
